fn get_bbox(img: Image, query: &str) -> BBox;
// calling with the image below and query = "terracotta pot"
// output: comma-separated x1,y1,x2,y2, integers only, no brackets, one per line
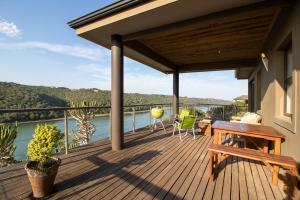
25,157,61,198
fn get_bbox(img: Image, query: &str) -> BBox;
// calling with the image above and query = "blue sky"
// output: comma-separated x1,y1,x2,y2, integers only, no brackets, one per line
0,0,247,100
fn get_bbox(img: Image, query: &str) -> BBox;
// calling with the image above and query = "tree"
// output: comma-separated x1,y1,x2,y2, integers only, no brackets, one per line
68,101,98,145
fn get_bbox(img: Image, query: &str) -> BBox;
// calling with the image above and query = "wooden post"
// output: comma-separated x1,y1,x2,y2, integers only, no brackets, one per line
173,70,179,115
64,110,69,155
132,107,135,133
111,34,124,150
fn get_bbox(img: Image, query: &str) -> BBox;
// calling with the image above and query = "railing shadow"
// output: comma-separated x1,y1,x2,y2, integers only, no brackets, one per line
52,149,182,199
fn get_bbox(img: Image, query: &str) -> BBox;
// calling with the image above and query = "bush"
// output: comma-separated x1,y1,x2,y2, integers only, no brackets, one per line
27,124,63,168
0,124,18,167
68,101,98,145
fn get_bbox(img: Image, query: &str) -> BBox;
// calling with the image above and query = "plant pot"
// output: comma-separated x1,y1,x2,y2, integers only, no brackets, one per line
151,108,164,119
25,157,61,198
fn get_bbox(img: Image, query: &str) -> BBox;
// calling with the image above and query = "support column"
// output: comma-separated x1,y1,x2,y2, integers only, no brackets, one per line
111,35,124,150
173,70,179,115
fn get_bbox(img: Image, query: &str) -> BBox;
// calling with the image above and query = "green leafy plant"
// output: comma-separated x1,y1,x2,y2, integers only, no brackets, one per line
27,124,63,168
0,124,18,167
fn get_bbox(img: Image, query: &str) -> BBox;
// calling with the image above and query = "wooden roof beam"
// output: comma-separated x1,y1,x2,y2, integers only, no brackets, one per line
178,59,257,73
124,40,177,72
123,0,295,42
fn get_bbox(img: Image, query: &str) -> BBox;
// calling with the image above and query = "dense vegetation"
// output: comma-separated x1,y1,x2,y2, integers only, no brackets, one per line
0,82,232,123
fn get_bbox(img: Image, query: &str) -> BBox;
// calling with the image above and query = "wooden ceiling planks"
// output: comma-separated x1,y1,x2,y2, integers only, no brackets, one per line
136,7,278,68
121,2,291,72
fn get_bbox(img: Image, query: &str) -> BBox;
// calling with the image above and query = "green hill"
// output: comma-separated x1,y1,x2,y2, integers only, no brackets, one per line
0,82,232,122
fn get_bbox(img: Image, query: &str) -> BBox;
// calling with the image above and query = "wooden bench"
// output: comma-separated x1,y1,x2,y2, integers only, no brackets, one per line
208,143,298,199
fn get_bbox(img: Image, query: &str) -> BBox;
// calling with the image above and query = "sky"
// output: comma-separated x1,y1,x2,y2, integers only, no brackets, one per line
0,0,247,100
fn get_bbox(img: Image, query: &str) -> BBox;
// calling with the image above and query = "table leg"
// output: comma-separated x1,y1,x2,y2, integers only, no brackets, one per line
213,129,220,165
272,138,281,186
263,140,269,153
209,151,214,181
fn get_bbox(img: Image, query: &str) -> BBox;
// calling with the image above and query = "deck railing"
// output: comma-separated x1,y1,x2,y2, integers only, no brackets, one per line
0,103,247,158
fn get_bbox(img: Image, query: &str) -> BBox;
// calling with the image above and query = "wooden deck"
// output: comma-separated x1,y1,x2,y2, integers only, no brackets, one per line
0,126,288,199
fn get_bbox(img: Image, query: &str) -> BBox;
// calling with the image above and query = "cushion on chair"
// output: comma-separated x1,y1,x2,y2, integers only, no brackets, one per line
241,113,262,124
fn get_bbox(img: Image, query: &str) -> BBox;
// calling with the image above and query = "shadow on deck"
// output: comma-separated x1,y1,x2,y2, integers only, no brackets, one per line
0,125,288,199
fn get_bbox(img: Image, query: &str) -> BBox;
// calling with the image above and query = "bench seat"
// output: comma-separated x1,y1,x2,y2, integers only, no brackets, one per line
208,143,298,199
208,143,296,168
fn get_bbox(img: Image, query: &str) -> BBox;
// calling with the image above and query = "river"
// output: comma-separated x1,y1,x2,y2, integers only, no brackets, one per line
13,105,210,160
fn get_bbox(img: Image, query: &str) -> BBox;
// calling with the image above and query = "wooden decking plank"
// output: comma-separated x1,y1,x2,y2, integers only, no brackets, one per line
230,156,239,200
53,129,175,199
172,140,212,199
155,136,210,200
185,152,210,200
130,136,206,200
260,164,284,200
211,156,228,200
248,159,267,200
126,138,205,199
119,138,199,200
254,160,275,200
109,137,206,200
222,155,233,200
243,158,257,200
87,134,194,199
151,137,209,200
237,157,248,200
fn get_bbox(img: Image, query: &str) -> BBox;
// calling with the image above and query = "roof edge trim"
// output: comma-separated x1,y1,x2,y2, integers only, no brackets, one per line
68,0,148,29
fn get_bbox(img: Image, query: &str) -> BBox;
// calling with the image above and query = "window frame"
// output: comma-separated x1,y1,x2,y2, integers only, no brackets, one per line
283,42,293,117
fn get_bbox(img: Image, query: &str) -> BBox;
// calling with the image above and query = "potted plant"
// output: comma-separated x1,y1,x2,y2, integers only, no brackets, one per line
25,124,63,198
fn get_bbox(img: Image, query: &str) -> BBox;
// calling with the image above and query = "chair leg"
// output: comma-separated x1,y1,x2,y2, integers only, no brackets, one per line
172,126,176,136
192,128,196,140
179,129,182,141
160,119,166,132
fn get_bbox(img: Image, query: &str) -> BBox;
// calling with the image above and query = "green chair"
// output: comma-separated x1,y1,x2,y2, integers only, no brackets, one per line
173,115,197,140
173,108,190,124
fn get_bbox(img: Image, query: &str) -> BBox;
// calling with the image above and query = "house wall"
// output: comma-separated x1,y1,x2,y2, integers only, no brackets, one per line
249,2,300,162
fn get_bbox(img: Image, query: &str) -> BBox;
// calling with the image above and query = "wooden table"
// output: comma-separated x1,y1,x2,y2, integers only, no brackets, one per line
212,120,285,185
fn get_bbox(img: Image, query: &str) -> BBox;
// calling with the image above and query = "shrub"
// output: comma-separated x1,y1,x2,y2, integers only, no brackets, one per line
27,124,63,168
68,101,98,145
0,124,18,167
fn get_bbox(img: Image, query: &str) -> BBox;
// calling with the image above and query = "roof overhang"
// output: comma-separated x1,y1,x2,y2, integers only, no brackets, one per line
68,0,295,74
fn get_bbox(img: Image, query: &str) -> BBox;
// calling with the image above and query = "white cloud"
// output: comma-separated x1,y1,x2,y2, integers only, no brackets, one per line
74,63,247,100
0,18,21,38
0,41,107,61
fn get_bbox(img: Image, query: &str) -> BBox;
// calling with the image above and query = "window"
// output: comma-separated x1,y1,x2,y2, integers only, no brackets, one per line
283,44,293,116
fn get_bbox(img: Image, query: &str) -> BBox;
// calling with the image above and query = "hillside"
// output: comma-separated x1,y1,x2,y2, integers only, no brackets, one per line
0,82,232,122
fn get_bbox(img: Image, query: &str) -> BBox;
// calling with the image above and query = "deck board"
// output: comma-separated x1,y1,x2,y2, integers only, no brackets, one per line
0,125,287,200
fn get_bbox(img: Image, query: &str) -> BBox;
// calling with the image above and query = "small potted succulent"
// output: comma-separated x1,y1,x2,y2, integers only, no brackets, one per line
25,124,63,198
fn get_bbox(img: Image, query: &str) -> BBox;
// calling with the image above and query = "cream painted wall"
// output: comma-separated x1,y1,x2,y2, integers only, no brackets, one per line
250,1,300,162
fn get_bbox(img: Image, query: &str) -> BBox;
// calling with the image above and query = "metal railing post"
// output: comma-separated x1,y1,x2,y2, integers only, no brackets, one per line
64,110,69,155
222,106,225,120
149,106,152,126
132,107,135,133
109,109,112,140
